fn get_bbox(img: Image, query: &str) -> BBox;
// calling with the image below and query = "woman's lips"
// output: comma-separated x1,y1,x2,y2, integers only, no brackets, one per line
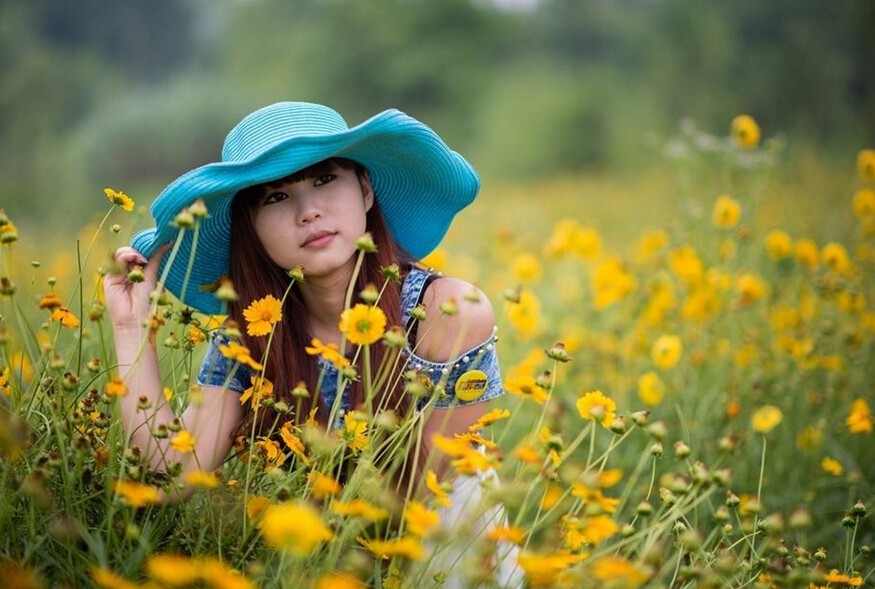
301,231,336,248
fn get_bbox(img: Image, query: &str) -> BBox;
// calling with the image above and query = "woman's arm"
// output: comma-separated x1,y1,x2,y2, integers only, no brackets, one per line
106,247,243,479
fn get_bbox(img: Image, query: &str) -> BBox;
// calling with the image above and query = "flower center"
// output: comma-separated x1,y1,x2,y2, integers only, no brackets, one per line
261,310,273,321
356,319,372,333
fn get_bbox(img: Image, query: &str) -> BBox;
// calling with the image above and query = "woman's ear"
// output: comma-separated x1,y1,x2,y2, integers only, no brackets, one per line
360,170,375,212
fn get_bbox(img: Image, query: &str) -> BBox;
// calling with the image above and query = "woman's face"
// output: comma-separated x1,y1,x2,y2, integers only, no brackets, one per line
252,162,374,278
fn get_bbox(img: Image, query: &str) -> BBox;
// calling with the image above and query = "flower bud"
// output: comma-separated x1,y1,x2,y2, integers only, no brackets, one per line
410,305,427,322
842,515,857,528
534,371,553,390
674,441,691,460
172,209,194,228
789,508,812,529
761,513,784,534
292,382,310,398
851,500,867,517
621,524,635,537
88,302,106,321
463,289,481,303
609,417,627,435
341,366,358,381
631,410,649,427
137,396,152,411
711,468,731,487
126,266,146,283
188,198,208,219
545,342,572,363
273,401,291,414
714,506,730,522
380,263,401,283
502,287,521,304
151,424,168,438
813,547,826,561
726,492,741,508
718,435,738,453
382,326,407,348
216,279,238,302
163,333,180,349
86,358,102,373
439,298,458,316
287,265,305,282
359,282,379,305
355,232,377,253
723,524,733,535
646,420,667,440
167,419,182,433
649,442,664,457
636,500,653,517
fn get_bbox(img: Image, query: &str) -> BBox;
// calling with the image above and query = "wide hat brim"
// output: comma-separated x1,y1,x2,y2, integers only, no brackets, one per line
131,104,479,315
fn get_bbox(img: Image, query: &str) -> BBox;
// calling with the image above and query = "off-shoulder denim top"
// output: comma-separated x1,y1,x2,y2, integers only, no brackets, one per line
196,266,504,428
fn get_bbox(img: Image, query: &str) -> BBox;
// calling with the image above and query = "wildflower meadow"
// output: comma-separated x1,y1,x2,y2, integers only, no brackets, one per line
0,118,873,588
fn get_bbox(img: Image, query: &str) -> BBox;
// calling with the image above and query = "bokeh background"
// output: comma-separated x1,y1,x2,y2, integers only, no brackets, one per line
3,0,874,230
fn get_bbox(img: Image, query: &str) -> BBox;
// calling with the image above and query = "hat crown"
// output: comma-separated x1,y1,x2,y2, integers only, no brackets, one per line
221,102,350,162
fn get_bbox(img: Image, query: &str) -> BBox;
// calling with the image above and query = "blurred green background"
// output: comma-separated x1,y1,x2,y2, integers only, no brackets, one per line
2,0,874,228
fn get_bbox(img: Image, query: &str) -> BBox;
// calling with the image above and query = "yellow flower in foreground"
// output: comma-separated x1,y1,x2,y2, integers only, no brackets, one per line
50,307,80,328
590,556,648,586
114,480,159,508
518,551,584,588
38,292,63,310
258,501,334,555
425,470,452,508
420,248,448,272
857,148,875,181
243,295,283,336
343,413,369,454
146,554,199,586
280,421,310,466
469,408,511,431
170,430,196,453
339,303,386,345
359,536,425,560
315,573,365,589
712,194,741,229
104,377,127,398
218,341,264,371
731,114,761,148
184,470,221,489
309,472,341,499
637,371,665,406
751,405,783,434
403,501,440,537
240,375,274,409
651,334,683,369
90,567,139,589
305,338,350,369
246,496,271,521
199,557,255,589
821,456,843,476
331,499,389,522
576,390,617,428
487,525,526,545
104,187,135,212
846,398,873,433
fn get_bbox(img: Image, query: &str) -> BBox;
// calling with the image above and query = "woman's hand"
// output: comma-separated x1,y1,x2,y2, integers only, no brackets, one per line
104,245,170,332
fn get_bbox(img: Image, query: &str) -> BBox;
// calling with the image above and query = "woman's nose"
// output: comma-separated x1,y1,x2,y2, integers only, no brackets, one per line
296,192,322,225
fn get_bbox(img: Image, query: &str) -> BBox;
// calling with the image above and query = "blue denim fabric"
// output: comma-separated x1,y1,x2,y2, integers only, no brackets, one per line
196,265,505,427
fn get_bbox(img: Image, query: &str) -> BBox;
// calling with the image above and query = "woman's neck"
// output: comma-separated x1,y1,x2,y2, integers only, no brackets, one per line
297,263,356,344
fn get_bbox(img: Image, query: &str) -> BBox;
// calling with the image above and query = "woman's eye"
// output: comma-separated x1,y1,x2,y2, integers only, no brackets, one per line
313,174,336,186
263,191,288,205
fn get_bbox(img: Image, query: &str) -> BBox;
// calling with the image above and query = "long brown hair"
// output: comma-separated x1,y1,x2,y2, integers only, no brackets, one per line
227,159,412,435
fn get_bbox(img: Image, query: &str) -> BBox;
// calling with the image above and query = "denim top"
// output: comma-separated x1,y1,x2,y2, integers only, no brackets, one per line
196,266,504,428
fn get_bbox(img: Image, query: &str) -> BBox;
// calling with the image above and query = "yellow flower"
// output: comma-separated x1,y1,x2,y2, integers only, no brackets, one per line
634,228,668,263
469,408,511,431
258,501,334,555
637,371,665,406
486,525,526,545
403,501,440,537
114,479,159,508
857,148,875,181
824,569,850,584
339,303,387,345
764,229,793,260
572,227,602,260
796,426,823,451
146,554,199,586
218,341,264,371
712,194,742,229
315,573,365,589
821,242,851,274
185,470,220,489
185,326,206,346
853,188,875,219
38,292,63,310
331,498,389,522
240,375,274,409
104,377,127,398
591,258,636,309
669,246,704,285
517,551,583,588
104,187,135,212
737,273,767,305
199,557,255,589
731,114,761,148
279,421,310,466
420,248,448,272
651,334,683,369
246,496,271,521
359,536,425,560
90,567,139,589
170,430,196,453
243,295,283,336
425,470,452,507
305,338,351,369
576,390,617,428
511,252,543,284
506,289,541,337
751,405,783,434
50,307,80,328
590,556,648,586
821,456,843,476
794,238,819,269
846,398,873,433
343,412,368,454
309,472,341,498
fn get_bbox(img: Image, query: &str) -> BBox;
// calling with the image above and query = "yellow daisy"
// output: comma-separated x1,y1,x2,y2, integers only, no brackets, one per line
243,295,283,336
104,187,135,212
576,390,617,428
339,303,387,345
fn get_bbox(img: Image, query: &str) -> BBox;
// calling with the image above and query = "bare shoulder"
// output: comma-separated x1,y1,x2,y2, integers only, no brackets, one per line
416,276,495,362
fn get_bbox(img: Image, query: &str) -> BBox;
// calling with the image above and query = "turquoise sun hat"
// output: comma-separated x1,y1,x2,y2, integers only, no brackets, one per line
131,101,480,315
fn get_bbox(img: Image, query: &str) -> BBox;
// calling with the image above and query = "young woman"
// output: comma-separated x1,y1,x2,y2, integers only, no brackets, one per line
104,102,519,586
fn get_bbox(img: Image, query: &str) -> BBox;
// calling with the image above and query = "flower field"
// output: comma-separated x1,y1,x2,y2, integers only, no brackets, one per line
0,119,873,588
